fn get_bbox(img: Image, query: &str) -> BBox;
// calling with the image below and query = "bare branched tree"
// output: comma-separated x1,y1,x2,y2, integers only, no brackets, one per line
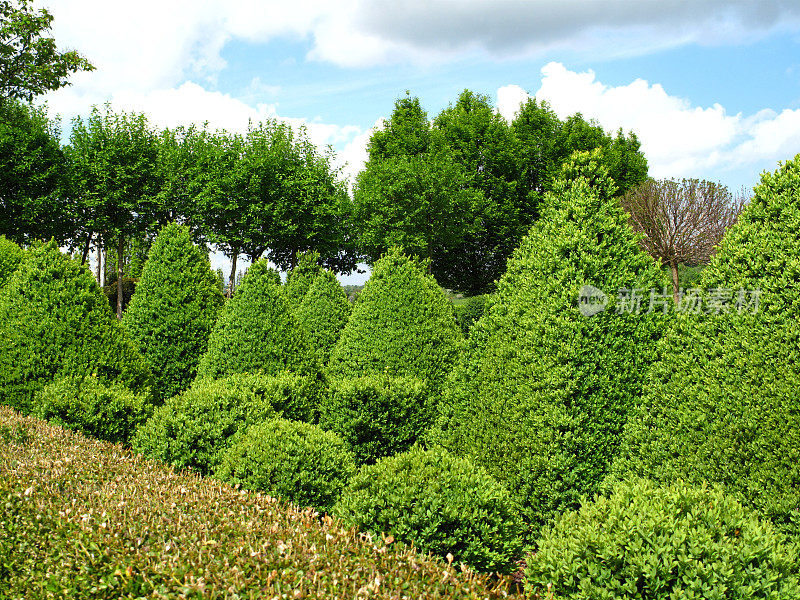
621,178,747,303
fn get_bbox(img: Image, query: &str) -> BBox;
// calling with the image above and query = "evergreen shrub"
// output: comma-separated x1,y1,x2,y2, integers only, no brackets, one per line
123,223,224,400
294,270,351,368
283,250,322,307
217,418,355,513
0,242,151,414
335,445,523,574
525,479,800,599
0,236,24,289
197,259,316,380
35,376,152,444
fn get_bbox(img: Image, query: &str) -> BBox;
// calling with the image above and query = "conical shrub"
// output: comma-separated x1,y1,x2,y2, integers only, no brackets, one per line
123,223,223,400
327,248,462,387
0,241,152,413
197,259,316,380
615,154,800,535
283,250,322,308
0,236,24,289
434,150,666,535
294,270,351,368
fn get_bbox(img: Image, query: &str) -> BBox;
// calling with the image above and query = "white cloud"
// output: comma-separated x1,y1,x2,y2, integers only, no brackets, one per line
496,63,800,184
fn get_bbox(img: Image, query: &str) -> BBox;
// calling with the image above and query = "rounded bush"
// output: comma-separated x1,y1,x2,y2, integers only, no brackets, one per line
328,248,462,389
320,374,431,464
35,376,153,444
197,259,316,380
615,154,800,534
0,241,152,414
525,479,800,599
335,446,523,574
132,374,278,475
123,223,224,401
434,151,666,536
294,270,351,368
217,418,356,513
0,236,24,289
214,370,324,423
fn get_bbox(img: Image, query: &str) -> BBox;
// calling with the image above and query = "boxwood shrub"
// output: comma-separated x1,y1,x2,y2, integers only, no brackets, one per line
294,269,351,368
34,376,153,444
335,445,523,574
320,374,431,464
525,478,800,599
123,223,223,401
0,236,24,289
217,418,356,513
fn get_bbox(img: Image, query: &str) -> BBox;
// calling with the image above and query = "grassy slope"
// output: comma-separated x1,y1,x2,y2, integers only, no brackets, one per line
0,407,518,599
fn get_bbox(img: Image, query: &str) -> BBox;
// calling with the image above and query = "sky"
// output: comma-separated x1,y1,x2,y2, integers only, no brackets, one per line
36,0,800,284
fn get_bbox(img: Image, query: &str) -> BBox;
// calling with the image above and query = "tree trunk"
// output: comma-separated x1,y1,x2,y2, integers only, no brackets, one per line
228,249,239,298
670,259,680,306
117,236,124,320
96,238,103,285
290,249,297,271
80,232,93,265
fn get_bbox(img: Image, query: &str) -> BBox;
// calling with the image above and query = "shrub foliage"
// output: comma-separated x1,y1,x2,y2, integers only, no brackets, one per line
335,445,523,574
525,479,800,599
320,374,431,464
615,154,800,534
197,259,316,380
0,241,151,414
123,223,224,400
328,247,462,388
217,418,356,513
434,151,665,534
283,250,322,307
0,235,24,289
295,269,351,368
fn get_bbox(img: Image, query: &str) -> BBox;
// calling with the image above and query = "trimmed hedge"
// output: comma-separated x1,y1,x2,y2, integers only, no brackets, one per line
295,270,351,368
283,250,322,307
197,259,316,380
123,223,224,400
328,247,462,388
525,479,800,599
335,446,523,574
434,150,666,535
34,376,153,444
320,374,432,464
0,406,519,599
131,374,278,475
0,235,24,289
0,241,152,414
615,154,800,534
217,418,356,513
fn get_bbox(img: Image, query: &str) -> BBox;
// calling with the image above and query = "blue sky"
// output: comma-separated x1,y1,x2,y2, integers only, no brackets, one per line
38,1,800,283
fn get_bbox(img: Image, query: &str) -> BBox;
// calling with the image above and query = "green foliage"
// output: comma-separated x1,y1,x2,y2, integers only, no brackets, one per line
335,446,523,574
131,374,278,475
34,376,153,444
216,370,323,423
283,250,322,307
197,259,317,380
123,223,224,400
328,248,462,389
525,479,800,599
0,0,94,104
294,269,351,367
320,374,431,465
217,418,356,513
434,151,665,536
0,407,517,600
0,100,72,245
453,294,490,335
0,242,151,414
0,235,24,288
614,154,800,534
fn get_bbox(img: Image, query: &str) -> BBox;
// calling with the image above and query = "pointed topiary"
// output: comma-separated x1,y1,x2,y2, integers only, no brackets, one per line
0,241,152,414
197,259,317,380
434,150,666,535
0,235,24,289
327,248,462,387
283,250,322,308
123,223,224,400
294,270,351,368
615,154,800,535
